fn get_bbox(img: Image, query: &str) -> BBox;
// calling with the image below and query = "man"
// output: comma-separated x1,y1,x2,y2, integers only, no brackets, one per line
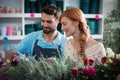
16,5,66,60
3,5,66,64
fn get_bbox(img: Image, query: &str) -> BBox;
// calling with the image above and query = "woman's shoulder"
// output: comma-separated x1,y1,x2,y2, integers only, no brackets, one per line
65,39,73,46
86,39,104,51
85,39,106,58
92,39,104,48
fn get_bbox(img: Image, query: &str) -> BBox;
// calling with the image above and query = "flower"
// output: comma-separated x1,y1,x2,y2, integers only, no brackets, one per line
71,67,78,77
83,66,96,77
88,59,94,66
106,48,115,58
0,48,120,80
12,57,19,62
11,56,19,66
84,58,88,66
101,56,107,63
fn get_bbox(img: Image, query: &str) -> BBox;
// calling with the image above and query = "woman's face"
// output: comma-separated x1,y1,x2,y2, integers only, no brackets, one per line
61,17,78,37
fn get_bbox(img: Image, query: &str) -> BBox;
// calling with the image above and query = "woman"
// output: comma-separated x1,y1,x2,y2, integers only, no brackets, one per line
59,7,106,67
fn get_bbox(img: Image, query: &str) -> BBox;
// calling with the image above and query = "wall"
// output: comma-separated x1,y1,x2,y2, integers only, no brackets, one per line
103,0,120,29
103,0,115,17
0,0,116,50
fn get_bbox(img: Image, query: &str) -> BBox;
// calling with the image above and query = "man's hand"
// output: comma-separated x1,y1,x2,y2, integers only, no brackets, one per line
1,49,17,73
5,49,17,60
1,60,11,73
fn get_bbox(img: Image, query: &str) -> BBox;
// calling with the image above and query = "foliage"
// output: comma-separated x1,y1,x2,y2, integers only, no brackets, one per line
103,27,120,53
0,48,120,80
103,0,120,53
0,55,76,80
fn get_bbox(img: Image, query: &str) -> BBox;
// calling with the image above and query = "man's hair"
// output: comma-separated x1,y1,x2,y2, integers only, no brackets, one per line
41,5,61,19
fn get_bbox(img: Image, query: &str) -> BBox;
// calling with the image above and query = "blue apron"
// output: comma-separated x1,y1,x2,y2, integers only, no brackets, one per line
32,39,61,60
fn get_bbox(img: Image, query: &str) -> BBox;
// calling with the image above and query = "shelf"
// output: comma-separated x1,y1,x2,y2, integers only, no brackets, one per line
0,36,25,40
0,13,41,18
0,13,102,18
84,14,103,18
0,0,104,41
0,14,23,18
92,34,103,39
24,13,41,18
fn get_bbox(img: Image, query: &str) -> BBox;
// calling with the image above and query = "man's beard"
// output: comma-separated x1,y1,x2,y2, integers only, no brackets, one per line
43,27,55,34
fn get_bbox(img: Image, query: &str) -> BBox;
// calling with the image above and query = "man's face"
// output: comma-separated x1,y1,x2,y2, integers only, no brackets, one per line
41,12,58,34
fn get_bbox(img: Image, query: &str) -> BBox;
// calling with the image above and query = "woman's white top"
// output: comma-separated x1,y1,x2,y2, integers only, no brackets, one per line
64,40,106,67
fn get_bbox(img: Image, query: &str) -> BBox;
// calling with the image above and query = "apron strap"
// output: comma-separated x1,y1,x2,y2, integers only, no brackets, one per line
33,39,61,60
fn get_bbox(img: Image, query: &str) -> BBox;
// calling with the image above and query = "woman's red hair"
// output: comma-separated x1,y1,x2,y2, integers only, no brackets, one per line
59,7,90,53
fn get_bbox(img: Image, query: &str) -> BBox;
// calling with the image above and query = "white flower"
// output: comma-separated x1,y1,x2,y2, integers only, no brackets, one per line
116,54,120,59
106,48,115,58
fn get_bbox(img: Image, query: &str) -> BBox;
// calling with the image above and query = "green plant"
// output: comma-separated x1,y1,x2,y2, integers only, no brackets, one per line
103,0,120,53
1,48,120,80
103,27,120,53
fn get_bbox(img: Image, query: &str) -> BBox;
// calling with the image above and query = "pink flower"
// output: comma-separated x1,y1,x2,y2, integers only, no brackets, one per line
101,56,107,63
111,61,116,66
84,58,88,66
83,66,96,77
12,57,19,63
89,59,94,66
71,67,78,77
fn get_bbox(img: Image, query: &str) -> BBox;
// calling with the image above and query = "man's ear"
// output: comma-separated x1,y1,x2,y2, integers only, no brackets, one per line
56,18,60,23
